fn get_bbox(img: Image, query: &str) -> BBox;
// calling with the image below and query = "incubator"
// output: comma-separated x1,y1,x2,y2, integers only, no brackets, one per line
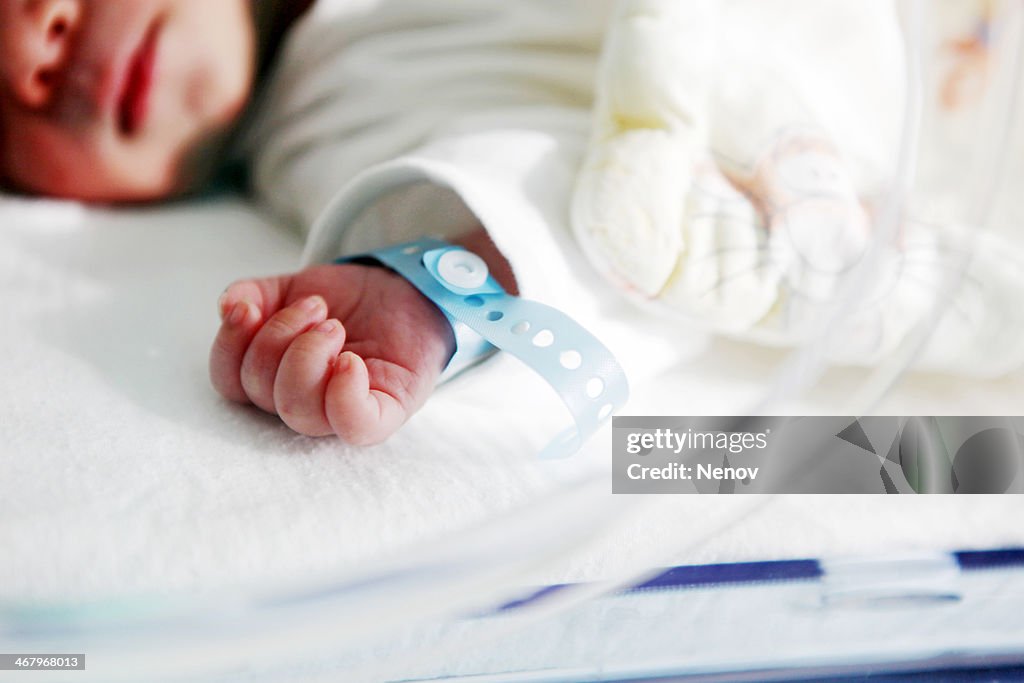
2,1,1024,681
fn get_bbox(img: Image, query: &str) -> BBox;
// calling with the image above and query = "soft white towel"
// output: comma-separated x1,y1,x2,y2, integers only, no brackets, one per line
2,196,1024,605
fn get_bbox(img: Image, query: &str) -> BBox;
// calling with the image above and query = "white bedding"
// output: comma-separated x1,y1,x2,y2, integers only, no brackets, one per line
2,195,1024,606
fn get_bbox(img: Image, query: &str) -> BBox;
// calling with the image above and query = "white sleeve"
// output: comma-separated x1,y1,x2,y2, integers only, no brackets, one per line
299,107,686,381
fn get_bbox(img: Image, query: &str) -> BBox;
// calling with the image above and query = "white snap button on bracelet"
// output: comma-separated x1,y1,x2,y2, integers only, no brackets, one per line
437,250,489,289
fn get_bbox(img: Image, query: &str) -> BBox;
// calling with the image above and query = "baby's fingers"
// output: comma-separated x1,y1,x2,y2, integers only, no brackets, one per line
324,353,415,446
218,275,291,320
273,320,347,436
210,301,263,403
241,295,328,413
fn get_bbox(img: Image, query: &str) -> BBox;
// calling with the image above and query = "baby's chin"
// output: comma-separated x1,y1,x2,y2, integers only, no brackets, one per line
0,135,234,204
86,126,241,204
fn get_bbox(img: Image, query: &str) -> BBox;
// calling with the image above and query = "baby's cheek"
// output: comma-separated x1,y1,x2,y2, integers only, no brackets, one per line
165,1,255,130
184,58,252,127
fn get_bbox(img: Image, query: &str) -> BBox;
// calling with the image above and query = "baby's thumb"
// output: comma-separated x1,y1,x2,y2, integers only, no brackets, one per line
325,352,410,446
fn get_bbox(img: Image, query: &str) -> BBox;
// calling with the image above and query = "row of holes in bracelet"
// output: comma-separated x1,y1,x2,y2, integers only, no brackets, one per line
463,294,614,420
401,245,614,422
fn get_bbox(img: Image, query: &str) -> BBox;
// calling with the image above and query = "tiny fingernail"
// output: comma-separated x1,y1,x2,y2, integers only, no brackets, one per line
316,319,339,334
299,295,325,313
218,292,230,317
335,352,352,373
227,301,248,326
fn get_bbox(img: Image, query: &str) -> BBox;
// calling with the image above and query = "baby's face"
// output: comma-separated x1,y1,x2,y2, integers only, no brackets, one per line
0,0,256,201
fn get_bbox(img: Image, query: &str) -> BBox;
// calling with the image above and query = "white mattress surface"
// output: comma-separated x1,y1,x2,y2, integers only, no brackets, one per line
2,196,1023,604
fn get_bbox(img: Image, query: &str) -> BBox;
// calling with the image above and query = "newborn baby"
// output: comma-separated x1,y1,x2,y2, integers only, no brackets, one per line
0,0,518,444
1,0,1020,444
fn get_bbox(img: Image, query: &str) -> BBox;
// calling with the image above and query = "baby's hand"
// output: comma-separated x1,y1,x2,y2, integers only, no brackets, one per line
210,262,455,444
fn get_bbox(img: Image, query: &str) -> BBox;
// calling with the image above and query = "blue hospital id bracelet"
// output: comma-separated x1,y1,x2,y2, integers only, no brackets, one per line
335,238,629,458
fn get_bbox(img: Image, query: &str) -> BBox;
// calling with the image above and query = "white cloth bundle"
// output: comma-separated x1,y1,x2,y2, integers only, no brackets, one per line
573,0,1024,375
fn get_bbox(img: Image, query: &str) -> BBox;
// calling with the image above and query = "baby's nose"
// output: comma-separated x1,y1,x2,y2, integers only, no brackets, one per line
3,0,82,109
